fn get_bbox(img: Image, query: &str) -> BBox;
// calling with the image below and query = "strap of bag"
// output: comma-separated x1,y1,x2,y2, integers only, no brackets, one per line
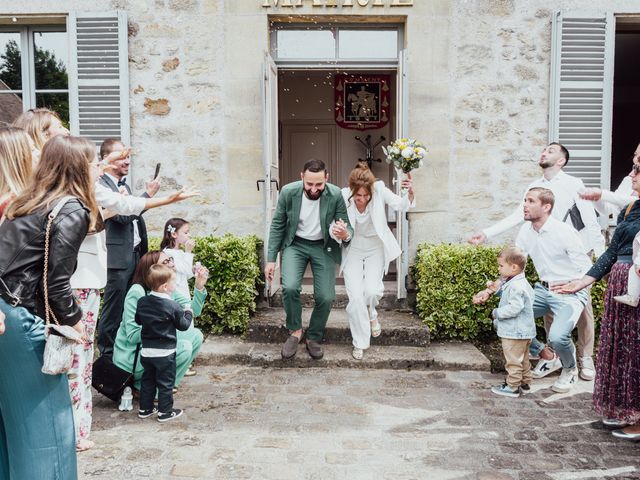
42,196,76,327
131,343,141,375
562,204,573,223
624,200,636,221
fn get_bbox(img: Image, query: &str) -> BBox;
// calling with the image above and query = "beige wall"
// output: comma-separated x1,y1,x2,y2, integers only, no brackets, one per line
4,0,640,262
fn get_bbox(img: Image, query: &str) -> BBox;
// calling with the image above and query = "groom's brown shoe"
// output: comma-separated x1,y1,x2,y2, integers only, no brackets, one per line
305,339,324,360
281,335,300,359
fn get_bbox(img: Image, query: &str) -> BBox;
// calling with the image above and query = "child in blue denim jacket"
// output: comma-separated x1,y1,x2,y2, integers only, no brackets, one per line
473,246,536,398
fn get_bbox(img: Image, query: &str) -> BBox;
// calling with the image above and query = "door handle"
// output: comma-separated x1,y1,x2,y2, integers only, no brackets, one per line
256,179,280,191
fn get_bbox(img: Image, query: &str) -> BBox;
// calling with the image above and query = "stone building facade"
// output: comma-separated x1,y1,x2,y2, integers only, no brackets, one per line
2,0,640,294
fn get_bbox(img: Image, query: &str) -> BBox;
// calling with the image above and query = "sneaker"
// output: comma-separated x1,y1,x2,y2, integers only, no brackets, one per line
519,384,531,395
552,368,578,393
352,347,364,360
138,407,157,419
579,356,595,381
185,368,197,377
158,408,183,423
602,418,629,429
491,383,521,398
371,321,382,338
532,355,562,378
613,294,639,307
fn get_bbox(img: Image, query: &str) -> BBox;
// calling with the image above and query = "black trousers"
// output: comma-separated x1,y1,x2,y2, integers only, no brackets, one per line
139,353,176,414
97,250,139,356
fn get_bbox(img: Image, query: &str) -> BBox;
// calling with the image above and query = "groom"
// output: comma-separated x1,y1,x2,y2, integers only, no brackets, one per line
265,159,352,360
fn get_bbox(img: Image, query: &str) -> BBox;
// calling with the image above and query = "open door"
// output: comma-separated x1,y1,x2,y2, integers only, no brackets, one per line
262,52,280,297
394,49,409,299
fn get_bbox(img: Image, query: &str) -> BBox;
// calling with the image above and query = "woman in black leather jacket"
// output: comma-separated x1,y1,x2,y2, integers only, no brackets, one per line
0,135,99,480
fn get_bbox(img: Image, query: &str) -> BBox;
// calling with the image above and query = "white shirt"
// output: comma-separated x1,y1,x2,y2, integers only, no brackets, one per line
483,170,605,255
354,206,377,238
515,216,592,283
95,182,146,216
105,173,141,249
594,175,636,218
296,194,323,241
163,248,194,298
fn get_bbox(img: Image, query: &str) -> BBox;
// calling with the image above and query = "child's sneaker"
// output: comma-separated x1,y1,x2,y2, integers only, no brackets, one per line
519,384,531,395
491,383,521,398
138,407,157,419
613,294,639,307
158,408,183,423
551,368,578,393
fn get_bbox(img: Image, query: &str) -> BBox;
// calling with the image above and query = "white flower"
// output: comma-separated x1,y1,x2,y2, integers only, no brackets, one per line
391,146,401,155
416,147,426,157
401,147,414,159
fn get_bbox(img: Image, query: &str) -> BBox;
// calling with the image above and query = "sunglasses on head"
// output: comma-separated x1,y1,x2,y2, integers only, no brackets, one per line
161,256,174,265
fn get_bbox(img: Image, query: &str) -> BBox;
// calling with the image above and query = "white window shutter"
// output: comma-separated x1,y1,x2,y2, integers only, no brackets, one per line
68,11,130,146
549,11,615,188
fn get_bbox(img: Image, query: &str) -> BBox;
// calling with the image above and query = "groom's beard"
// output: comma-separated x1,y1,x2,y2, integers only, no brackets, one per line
304,188,323,200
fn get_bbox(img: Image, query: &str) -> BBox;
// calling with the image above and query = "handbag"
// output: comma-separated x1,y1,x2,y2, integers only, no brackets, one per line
563,203,586,231
92,344,141,402
41,196,83,375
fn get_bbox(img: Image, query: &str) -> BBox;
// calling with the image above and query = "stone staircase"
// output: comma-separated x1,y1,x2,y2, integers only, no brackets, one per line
196,286,491,371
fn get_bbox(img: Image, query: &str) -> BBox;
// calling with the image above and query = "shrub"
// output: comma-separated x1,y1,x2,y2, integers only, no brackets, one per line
148,234,262,334
413,243,606,341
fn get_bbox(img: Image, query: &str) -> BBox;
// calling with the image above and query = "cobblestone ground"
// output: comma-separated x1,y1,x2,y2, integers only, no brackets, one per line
80,366,639,480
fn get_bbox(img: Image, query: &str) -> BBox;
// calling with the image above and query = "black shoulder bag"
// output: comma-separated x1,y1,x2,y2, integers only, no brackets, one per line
92,344,141,402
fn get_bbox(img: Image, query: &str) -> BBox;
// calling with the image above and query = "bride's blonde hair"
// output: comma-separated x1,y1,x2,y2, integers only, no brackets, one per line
348,161,377,200
0,127,33,197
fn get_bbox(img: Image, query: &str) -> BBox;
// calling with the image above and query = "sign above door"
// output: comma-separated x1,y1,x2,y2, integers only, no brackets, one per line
262,0,413,7
335,74,390,130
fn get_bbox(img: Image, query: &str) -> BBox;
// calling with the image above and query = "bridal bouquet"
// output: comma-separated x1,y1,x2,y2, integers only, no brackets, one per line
382,138,427,173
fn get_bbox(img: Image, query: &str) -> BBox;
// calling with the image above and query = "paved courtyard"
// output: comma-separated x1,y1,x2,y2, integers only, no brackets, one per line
80,366,639,480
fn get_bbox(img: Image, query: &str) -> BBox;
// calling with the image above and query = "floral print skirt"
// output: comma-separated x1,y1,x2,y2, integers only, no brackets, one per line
69,288,100,442
593,262,640,424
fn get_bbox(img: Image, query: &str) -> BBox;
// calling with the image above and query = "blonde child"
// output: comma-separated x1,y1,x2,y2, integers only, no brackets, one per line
161,218,196,298
473,246,536,398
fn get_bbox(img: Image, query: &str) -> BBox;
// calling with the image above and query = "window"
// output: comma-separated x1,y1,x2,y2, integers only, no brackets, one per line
272,24,401,67
0,25,69,126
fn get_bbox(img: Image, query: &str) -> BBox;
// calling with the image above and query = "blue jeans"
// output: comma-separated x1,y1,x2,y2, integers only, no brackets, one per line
0,298,77,480
529,283,588,370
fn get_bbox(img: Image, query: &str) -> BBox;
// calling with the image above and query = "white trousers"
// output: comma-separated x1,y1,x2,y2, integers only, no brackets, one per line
343,237,385,349
627,265,640,297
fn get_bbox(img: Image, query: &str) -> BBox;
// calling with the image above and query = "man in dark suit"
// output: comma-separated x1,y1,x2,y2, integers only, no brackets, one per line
264,159,352,360
97,138,160,357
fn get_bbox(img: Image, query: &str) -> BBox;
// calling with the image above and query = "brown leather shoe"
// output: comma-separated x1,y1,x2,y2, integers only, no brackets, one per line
281,335,300,359
305,339,324,360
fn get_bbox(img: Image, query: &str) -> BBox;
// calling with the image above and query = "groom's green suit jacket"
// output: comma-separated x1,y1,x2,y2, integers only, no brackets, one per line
267,181,352,265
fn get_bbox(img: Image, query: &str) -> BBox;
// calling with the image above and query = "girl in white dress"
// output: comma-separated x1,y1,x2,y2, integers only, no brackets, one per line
161,218,196,299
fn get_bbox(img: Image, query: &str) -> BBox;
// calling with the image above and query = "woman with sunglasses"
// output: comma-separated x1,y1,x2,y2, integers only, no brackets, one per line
554,161,640,441
112,251,208,391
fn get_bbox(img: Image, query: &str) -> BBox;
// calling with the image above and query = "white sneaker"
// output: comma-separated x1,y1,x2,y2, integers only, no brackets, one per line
552,368,578,393
613,294,639,307
579,356,595,381
532,355,562,378
352,347,364,360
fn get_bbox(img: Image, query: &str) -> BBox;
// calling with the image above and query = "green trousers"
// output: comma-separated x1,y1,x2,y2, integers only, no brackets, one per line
281,237,336,340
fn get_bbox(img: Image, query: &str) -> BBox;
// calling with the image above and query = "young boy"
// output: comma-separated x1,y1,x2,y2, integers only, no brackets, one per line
473,246,536,398
136,264,192,422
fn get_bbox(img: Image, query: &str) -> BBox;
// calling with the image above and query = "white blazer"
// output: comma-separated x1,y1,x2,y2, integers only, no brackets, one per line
340,180,414,274
69,183,146,289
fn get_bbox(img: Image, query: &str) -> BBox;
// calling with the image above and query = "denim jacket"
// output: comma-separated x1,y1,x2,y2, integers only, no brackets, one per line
491,272,536,340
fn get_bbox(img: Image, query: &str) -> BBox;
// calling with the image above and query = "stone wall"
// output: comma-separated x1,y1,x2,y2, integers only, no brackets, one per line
2,0,640,258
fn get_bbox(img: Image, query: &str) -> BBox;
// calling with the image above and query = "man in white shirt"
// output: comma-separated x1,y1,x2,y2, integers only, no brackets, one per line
265,159,352,360
516,188,590,392
469,143,601,381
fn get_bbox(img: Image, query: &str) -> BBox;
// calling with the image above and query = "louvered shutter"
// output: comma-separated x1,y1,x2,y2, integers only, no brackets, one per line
549,11,615,188
67,11,130,146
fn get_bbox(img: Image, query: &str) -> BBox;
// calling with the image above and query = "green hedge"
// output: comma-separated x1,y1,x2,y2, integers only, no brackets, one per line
413,243,606,341
148,234,262,334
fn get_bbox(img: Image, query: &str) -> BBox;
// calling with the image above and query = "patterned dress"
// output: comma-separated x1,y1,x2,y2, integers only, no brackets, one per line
587,201,640,423
68,289,100,442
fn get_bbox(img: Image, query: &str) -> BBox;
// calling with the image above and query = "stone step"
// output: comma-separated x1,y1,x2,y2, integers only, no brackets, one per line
269,284,411,310
197,335,491,371
247,307,429,347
